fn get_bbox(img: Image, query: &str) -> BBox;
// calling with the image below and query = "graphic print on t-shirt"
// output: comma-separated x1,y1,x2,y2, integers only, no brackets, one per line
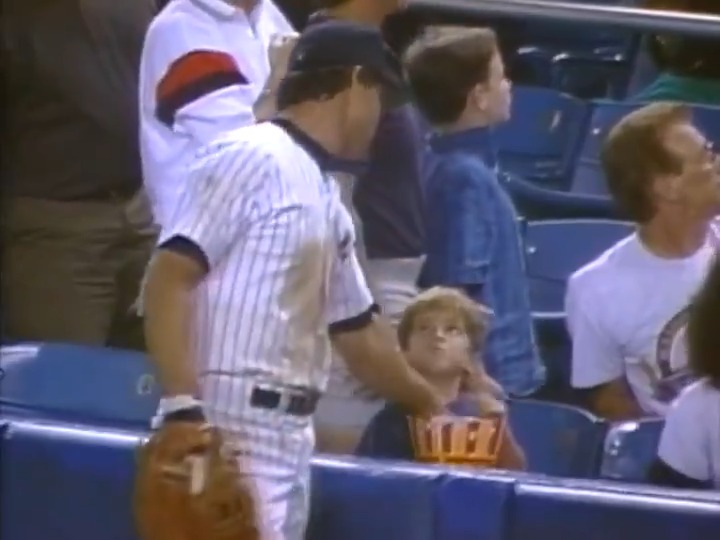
641,306,695,404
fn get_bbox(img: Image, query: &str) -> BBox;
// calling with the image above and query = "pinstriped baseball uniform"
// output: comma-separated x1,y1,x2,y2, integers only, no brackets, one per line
157,118,375,539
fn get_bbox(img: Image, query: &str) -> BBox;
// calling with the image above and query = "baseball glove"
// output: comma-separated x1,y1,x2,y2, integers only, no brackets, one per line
134,421,260,540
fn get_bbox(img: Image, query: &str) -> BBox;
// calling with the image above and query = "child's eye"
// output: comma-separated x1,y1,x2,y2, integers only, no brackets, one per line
446,326,461,334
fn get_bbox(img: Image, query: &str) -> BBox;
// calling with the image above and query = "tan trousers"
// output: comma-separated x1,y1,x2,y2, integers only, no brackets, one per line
1,191,157,350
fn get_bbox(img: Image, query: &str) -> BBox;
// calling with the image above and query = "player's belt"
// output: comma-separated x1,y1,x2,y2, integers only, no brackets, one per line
250,386,320,416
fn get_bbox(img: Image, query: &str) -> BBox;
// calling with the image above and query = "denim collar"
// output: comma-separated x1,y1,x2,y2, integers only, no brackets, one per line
429,126,498,171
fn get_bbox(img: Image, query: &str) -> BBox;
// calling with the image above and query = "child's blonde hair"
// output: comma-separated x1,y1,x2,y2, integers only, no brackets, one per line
397,287,492,351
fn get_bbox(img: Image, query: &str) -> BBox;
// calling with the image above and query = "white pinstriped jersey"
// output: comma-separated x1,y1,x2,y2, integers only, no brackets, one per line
159,121,374,390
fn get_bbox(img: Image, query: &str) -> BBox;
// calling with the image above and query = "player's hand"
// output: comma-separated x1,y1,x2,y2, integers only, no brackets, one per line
407,375,446,418
461,365,506,415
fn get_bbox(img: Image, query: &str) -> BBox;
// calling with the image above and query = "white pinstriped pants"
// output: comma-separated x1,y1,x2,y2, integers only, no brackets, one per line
201,374,315,540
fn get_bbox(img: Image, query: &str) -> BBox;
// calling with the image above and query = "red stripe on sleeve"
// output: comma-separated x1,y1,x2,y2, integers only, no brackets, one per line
155,50,249,126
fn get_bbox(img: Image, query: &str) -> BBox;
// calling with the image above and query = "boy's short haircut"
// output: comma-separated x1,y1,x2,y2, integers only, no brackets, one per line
397,287,491,351
403,25,498,125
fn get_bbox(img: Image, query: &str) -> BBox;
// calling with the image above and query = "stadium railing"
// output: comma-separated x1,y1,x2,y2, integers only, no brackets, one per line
2,419,719,540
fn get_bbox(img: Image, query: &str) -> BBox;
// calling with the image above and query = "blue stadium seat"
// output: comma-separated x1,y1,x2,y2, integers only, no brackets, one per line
510,1,639,99
307,457,437,540
507,400,608,478
501,172,618,221
525,219,633,314
525,219,632,400
434,470,517,540
570,100,637,195
509,478,720,540
571,102,720,196
0,420,143,540
600,418,665,483
0,342,159,429
495,87,589,187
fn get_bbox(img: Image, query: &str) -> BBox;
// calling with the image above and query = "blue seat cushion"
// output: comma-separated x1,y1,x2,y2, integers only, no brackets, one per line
308,457,438,540
509,479,720,540
434,470,517,540
0,420,144,540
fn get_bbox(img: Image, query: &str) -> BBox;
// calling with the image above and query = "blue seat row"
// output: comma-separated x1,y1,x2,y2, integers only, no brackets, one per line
1,419,717,540
0,341,664,481
496,88,720,201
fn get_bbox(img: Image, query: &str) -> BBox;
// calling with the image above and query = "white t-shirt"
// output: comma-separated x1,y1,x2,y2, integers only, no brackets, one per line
567,231,717,416
658,379,720,489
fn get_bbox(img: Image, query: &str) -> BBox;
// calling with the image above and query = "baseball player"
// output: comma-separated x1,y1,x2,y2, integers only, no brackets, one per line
139,0,296,228
141,20,443,540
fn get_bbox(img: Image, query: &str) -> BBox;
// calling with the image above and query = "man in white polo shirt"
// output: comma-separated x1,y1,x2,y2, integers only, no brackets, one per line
139,0,295,227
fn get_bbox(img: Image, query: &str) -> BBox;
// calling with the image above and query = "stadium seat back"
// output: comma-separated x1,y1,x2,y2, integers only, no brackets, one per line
509,478,720,540
570,100,638,195
307,457,437,540
571,102,720,196
0,420,143,540
507,399,608,477
525,219,633,313
600,418,665,483
496,87,589,185
0,342,159,429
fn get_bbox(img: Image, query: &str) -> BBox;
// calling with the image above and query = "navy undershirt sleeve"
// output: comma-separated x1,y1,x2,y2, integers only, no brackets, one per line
158,235,210,274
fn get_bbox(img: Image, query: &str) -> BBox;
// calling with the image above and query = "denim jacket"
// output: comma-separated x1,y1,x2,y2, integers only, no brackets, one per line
421,127,545,396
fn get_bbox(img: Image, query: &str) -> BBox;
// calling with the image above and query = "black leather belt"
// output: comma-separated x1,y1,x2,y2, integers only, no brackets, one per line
250,387,320,416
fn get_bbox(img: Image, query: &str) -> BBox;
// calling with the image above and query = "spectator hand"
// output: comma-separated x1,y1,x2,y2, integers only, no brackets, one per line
268,32,298,85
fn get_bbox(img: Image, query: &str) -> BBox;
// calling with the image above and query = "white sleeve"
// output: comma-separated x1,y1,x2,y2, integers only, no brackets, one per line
566,277,625,388
326,199,375,329
158,143,267,269
657,385,712,482
143,12,260,144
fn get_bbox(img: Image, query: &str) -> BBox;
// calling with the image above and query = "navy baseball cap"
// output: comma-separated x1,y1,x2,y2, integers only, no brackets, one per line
287,20,407,104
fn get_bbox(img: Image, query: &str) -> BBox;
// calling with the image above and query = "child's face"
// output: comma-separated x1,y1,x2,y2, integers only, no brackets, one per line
405,309,471,377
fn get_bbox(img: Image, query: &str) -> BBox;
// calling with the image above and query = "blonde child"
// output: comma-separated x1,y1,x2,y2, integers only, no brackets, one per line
356,287,525,470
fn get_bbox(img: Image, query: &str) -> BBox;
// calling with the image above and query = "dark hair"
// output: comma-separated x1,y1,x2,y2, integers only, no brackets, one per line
275,66,380,110
313,0,351,7
643,0,720,79
403,26,498,125
600,102,690,223
686,257,720,386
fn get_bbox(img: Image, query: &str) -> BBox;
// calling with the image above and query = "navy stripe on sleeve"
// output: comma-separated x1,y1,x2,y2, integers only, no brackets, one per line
328,303,380,335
